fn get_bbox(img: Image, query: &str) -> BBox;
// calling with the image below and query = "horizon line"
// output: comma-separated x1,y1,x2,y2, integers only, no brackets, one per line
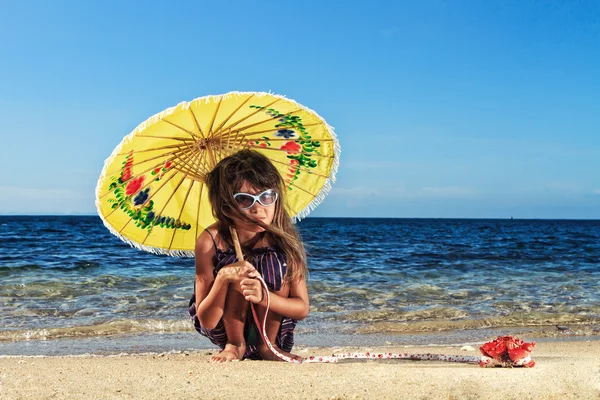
0,214,599,221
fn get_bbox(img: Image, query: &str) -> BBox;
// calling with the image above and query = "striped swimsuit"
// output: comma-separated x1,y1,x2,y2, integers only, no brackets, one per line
188,231,297,359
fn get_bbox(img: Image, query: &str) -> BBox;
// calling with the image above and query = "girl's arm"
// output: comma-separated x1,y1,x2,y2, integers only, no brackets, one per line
250,277,310,320
194,231,228,329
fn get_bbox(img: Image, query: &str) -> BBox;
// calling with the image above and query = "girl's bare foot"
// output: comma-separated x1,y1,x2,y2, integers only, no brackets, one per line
257,343,302,362
210,342,246,363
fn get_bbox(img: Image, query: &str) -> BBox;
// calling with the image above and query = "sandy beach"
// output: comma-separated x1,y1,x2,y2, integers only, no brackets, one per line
1,339,598,399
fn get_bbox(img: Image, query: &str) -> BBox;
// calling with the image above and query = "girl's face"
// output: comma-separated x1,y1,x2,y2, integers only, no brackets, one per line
232,181,277,232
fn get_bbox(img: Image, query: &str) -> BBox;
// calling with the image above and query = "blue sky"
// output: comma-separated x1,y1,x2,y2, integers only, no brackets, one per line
0,1,598,218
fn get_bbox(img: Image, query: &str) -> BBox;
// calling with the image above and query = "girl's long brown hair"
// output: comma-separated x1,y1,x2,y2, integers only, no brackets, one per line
206,149,307,283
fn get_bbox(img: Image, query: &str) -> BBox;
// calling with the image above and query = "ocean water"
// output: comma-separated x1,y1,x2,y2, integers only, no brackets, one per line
1,216,599,356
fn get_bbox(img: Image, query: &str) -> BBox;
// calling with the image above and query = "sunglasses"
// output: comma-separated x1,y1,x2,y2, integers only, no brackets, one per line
233,189,278,210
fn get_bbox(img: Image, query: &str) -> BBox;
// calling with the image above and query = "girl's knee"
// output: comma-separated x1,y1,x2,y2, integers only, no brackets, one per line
223,284,249,321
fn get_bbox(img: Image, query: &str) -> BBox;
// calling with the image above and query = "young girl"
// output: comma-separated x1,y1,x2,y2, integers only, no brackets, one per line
188,150,309,362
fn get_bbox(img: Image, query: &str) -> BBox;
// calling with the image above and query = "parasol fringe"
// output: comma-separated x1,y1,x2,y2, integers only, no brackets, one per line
96,91,340,256
97,217,195,257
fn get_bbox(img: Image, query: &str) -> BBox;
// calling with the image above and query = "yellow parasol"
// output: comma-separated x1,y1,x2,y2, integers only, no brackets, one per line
95,92,340,256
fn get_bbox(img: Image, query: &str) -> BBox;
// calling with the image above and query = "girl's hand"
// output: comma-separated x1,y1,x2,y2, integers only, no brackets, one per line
217,261,258,283
240,277,264,304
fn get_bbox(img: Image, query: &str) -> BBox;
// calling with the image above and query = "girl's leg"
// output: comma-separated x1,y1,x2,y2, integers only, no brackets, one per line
210,283,249,363
254,283,302,361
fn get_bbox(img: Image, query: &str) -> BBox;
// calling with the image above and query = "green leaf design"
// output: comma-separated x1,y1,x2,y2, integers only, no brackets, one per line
249,104,324,191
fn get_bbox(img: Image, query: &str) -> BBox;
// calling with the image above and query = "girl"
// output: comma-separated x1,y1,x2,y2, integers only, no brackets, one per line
188,150,309,362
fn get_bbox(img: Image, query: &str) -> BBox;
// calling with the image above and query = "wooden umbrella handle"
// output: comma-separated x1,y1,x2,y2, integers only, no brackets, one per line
229,226,245,262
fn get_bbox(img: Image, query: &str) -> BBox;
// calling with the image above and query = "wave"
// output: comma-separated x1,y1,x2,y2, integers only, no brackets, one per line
38,228,69,234
2,312,598,343
0,264,42,272
332,307,469,322
353,312,600,334
0,319,194,342
0,261,102,273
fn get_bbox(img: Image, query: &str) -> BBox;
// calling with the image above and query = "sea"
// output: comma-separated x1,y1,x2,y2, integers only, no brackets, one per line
1,216,599,356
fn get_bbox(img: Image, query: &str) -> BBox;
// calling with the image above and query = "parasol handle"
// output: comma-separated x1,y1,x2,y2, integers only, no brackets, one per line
229,226,245,262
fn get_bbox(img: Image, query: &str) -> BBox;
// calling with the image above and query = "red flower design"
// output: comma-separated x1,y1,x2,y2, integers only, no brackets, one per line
280,141,301,154
125,154,134,168
121,151,135,181
121,168,133,182
125,176,145,196
164,161,173,169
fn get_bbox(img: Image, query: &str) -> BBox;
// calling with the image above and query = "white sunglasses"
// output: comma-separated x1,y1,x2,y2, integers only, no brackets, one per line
233,189,278,210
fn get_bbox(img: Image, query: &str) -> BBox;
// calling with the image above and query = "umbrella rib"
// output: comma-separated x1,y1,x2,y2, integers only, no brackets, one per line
195,182,204,242
255,146,335,159
284,202,300,217
171,141,202,180
139,140,201,246
206,97,223,139
218,108,303,140
114,165,181,231
167,178,195,250
200,150,211,177
228,129,240,158
162,138,211,249
286,181,322,199
212,93,255,135
135,135,194,142
191,133,208,242
171,144,210,184
189,108,205,138
100,144,198,200
114,143,195,223
116,143,189,156
222,139,250,159
268,157,331,179
222,130,244,157
236,122,323,138
103,151,177,180
193,145,211,179
174,139,212,181
246,137,334,143
140,173,187,245
225,128,232,158
218,130,224,163
162,119,198,140
211,98,281,138
103,153,189,220
174,147,207,182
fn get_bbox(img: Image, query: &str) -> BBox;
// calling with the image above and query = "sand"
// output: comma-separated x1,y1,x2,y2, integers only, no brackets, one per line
1,340,599,399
